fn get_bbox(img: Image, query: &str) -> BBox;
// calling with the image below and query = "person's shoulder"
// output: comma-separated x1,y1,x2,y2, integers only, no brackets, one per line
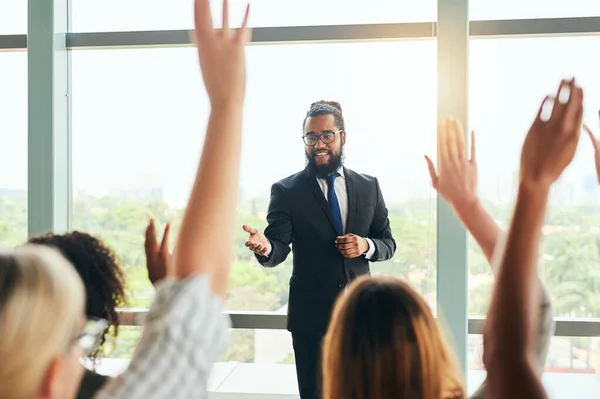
345,168,378,184
273,170,307,190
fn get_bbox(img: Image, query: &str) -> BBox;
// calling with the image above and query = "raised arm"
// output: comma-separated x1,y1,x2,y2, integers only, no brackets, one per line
174,0,251,297
429,119,555,399
95,3,252,398
425,120,499,262
485,79,583,399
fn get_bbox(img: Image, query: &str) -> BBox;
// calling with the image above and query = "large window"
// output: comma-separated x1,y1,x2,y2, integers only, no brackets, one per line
0,0,26,34
470,1,600,20
469,36,600,374
0,52,27,246
71,40,437,320
70,0,436,32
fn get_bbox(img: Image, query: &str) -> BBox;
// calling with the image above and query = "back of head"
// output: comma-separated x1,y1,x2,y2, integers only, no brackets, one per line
28,231,127,356
0,245,85,399
322,276,465,399
303,100,345,131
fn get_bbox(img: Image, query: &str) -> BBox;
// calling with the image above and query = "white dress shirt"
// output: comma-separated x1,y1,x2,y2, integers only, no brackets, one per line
265,167,376,259
316,168,376,260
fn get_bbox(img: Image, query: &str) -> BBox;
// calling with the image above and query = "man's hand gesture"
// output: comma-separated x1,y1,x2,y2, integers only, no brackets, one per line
243,225,271,256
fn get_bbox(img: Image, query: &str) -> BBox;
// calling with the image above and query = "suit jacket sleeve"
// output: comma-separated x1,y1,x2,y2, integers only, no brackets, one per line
255,183,292,268
367,178,396,262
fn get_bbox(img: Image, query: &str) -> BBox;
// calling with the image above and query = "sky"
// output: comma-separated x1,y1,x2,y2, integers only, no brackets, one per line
2,2,600,209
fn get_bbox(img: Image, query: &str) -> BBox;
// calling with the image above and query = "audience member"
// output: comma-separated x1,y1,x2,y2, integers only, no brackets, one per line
28,231,127,399
425,119,554,398
484,78,583,398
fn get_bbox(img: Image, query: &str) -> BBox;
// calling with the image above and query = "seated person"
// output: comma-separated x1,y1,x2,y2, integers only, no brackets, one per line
28,231,127,399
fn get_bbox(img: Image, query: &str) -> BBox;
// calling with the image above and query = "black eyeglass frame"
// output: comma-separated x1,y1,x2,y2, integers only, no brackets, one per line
302,130,343,146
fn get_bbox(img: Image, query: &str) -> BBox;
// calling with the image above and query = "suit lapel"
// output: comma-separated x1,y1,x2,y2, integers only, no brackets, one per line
344,167,356,234
304,169,339,234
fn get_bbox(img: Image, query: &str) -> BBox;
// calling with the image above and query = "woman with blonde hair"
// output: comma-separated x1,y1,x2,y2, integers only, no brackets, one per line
0,245,107,399
322,275,466,399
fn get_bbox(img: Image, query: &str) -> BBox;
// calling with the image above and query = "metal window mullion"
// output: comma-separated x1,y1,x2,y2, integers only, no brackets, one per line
27,0,70,236
437,0,469,376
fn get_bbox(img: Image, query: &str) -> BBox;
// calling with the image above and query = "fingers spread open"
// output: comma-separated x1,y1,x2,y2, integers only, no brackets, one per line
452,119,467,163
561,84,583,137
550,79,570,121
194,0,214,36
584,125,600,151
160,223,171,252
235,3,251,42
438,119,452,170
424,155,439,188
222,0,229,33
145,219,157,250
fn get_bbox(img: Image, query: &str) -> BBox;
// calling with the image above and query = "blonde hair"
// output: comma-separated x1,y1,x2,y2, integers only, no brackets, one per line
0,245,85,399
322,275,466,399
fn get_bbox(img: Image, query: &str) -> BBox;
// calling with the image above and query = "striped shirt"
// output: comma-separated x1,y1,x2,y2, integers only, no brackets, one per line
95,275,230,399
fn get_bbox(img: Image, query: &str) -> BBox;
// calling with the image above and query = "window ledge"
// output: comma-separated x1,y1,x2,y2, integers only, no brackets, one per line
94,359,600,398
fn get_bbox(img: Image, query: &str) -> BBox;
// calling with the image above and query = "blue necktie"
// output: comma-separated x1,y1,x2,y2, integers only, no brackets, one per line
327,173,343,234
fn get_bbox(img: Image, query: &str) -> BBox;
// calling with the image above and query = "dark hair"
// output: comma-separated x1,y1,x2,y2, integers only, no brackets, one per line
303,100,345,132
322,275,466,399
28,231,127,358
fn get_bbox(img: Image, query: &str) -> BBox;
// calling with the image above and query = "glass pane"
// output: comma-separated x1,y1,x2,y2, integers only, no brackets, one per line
0,0,27,34
0,52,27,245
71,0,436,32
71,40,437,311
469,334,598,398
468,36,600,319
470,0,600,20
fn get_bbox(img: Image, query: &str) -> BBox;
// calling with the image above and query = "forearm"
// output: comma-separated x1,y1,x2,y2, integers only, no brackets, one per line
454,199,501,263
176,104,243,294
487,183,549,361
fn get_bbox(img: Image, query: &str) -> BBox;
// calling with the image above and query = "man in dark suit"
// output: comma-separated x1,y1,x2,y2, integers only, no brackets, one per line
243,101,396,399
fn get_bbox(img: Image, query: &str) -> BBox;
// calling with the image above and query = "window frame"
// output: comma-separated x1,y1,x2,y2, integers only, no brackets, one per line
4,0,599,376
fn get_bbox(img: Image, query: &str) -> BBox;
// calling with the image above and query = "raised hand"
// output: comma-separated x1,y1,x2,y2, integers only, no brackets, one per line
144,219,172,286
520,78,584,189
583,110,600,184
243,225,271,256
335,234,369,259
425,119,478,211
193,0,251,106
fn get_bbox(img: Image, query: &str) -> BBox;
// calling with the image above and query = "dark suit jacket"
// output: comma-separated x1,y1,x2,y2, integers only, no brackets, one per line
256,167,396,333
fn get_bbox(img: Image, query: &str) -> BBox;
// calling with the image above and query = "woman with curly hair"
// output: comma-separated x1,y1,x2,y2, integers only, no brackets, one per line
28,231,127,398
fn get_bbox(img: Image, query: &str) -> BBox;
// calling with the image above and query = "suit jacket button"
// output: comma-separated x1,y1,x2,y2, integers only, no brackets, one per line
338,283,345,288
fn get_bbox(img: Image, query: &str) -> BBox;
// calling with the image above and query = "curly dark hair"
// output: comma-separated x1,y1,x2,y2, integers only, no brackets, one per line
28,231,127,358
303,100,345,132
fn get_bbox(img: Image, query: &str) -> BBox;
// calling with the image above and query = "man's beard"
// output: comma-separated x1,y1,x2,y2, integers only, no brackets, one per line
305,148,344,178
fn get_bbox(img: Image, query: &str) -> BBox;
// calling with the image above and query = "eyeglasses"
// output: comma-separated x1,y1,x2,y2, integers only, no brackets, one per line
302,130,342,146
69,317,109,356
